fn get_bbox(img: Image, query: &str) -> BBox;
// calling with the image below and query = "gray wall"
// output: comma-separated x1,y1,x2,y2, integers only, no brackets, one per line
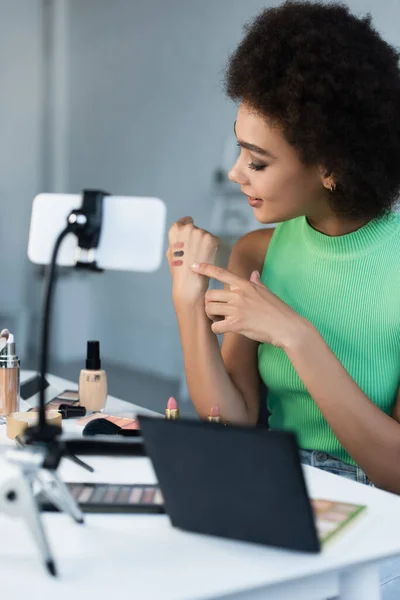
0,0,44,360
65,0,268,377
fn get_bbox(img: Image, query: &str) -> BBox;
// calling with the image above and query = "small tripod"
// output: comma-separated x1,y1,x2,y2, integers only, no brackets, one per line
0,445,84,576
0,435,146,575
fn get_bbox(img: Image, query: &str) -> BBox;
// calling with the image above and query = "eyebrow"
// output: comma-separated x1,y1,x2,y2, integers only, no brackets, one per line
233,121,276,159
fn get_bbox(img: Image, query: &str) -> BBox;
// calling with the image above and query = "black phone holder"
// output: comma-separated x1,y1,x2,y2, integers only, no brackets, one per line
67,189,109,272
25,189,110,446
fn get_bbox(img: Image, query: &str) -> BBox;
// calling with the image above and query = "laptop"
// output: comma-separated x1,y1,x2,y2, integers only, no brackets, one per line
139,416,320,553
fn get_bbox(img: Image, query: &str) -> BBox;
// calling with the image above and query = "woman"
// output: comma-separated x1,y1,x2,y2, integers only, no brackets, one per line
168,5,400,594
167,3,400,492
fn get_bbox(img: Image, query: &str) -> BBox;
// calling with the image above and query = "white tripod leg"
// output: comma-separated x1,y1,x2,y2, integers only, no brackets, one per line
0,459,57,576
37,469,84,523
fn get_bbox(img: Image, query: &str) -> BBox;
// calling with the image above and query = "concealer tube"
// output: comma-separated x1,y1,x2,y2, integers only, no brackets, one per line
0,333,20,417
79,341,107,413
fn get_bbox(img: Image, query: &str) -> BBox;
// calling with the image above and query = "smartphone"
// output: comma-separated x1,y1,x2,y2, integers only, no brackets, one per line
20,374,60,409
20,374,50,400
28,193,166,272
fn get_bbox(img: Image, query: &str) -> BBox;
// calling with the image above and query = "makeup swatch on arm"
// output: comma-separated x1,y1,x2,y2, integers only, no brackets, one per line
171,242,184,266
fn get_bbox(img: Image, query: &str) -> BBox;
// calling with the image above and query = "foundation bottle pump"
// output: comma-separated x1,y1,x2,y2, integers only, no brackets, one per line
79,340,107,412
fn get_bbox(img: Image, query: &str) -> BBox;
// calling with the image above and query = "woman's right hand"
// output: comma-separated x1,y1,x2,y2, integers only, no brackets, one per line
167,217,220,307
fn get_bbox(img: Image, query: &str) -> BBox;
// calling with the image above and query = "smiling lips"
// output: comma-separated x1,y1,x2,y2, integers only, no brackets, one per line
246,195,264,208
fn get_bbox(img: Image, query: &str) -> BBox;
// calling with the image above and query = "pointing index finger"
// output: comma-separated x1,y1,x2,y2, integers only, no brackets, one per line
191,263,243,287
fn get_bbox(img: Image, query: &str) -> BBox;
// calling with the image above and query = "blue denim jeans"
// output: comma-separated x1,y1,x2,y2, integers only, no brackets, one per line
299,449,400,599
299,449,373,485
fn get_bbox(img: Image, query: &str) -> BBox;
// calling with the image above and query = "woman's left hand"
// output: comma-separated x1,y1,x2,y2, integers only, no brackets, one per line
192,262,311,350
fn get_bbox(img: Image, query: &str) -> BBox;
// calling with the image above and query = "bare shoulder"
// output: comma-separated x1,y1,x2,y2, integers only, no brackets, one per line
229,227,275,276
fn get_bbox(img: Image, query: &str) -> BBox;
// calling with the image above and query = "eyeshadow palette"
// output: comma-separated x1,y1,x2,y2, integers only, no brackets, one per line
78,412,140,430
311,499,366,545
39,483,165,514
55,390,80,402
28,390,80,413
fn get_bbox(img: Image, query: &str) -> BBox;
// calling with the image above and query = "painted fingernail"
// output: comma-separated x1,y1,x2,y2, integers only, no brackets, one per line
173,250,184,257
173,242,184,249
172,260,183,267
191,263,199,270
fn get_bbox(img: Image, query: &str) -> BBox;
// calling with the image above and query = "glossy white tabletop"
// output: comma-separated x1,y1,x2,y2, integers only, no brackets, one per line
0,371,399,600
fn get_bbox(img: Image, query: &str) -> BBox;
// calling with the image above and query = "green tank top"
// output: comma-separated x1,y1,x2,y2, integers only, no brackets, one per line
258,211,400,465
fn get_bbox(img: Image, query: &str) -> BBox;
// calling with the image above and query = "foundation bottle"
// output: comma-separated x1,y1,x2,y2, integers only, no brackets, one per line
79,340,107,413
0,333,20,417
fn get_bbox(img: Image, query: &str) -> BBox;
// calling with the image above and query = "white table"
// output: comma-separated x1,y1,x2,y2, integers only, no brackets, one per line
0,372,400,600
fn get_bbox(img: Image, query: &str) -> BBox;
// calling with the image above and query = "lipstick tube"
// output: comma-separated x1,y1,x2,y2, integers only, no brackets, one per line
207,415,221,423
165,408,180,420
208,404,221,423
165,397,179,420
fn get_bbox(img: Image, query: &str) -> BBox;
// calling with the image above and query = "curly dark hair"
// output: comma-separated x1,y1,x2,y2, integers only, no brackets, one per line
224,1,400,220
